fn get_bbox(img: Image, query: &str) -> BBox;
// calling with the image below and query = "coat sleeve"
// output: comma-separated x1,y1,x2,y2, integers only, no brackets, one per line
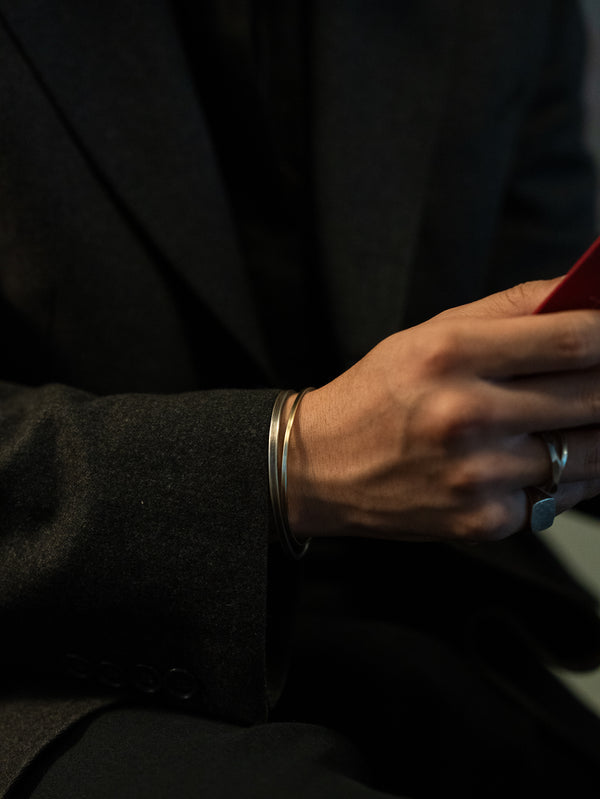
0,380,289,724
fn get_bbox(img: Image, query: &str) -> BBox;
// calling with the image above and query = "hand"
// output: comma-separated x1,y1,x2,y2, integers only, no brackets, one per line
286,279,600,542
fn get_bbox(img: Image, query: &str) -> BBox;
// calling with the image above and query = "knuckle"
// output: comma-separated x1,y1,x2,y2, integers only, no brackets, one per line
420,330,463,376
419,389,490,444
446,457,496,495
555,317,595,364
457,500,513,541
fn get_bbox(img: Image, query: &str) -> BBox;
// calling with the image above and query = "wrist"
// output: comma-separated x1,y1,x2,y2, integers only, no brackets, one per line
285,387,333,540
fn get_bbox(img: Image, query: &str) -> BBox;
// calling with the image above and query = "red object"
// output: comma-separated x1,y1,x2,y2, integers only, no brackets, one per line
535,235,600,313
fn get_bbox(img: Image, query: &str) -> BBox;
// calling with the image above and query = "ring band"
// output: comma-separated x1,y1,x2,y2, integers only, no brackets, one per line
539,431,568,494
525,487,556,533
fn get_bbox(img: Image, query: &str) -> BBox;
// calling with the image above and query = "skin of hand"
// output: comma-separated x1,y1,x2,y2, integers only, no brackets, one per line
285,278,600,542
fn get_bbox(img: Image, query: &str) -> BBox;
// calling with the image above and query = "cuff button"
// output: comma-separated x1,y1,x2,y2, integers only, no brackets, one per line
65,653,91,680
164,668,198,701
97,660,126,689
133,664,161,694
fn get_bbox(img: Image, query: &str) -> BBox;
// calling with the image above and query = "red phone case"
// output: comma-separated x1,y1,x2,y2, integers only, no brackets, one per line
534,235,600,314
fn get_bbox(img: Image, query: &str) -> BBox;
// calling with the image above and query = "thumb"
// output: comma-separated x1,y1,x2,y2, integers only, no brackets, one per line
440,277,565,321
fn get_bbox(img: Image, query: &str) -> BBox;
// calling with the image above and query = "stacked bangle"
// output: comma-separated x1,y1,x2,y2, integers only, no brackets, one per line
268,388,314,559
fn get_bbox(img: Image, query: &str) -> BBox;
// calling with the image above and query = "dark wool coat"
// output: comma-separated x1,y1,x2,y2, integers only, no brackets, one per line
1,1,600,796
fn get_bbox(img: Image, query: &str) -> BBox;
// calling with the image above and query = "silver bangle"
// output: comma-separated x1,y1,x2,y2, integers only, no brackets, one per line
268,390,293,545
268,388,314,560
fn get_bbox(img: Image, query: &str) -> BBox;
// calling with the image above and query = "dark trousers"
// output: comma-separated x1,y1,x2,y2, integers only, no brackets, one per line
12,613,600,799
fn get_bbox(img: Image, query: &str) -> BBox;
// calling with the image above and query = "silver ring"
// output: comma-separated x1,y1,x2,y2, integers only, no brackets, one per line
539,431,568,493
525,487,556,533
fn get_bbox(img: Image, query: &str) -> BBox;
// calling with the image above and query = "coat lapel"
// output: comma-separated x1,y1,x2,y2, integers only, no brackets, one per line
0,0,272,377
312,0,459,368
0,0,458,377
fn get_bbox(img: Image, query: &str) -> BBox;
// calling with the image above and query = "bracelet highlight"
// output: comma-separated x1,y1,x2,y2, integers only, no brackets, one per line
268,388,314,559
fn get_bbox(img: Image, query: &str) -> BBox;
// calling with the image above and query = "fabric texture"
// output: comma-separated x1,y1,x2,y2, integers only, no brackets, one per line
0,0,599,796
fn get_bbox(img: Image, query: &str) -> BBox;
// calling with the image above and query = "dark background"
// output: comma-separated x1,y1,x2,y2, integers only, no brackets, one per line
541,0,600,724
582,0,600,223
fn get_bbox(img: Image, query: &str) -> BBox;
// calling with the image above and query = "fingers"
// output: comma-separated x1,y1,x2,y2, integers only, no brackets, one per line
497,428,600,490
515,478,600,536
482,371,600,434
525,430,600,516
446,476,600,542
442,278,564,320
438,290,600,538
545,427,600,485
430,429,600,540
427,310,600,380
554,478,600,514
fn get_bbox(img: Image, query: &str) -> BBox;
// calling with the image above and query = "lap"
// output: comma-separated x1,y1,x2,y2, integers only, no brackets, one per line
13,539,600,798
20,708,397,799
17,616,600,799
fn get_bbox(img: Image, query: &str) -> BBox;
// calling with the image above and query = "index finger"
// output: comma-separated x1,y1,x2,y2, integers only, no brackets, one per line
444,310,600,379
